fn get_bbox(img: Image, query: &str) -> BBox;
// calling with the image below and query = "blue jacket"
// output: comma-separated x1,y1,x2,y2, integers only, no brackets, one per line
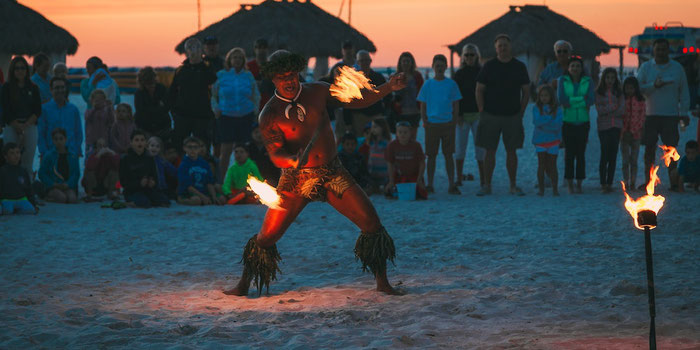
38,99,83,156
154,155,176,191
39,149,80,190
211,68,260,117
531,104,563,145
177,156,215,195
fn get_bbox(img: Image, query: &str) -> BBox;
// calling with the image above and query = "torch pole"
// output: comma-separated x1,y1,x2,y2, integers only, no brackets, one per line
643,227,657,350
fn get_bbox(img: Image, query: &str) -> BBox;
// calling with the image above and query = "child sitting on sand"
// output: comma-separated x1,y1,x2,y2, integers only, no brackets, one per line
222,144,263,205
82,138,120,201
367,118,391,193
119,129,170,208
384,121,427,199
148,136,178,199
338,132,371,192
110,103,136,154
39,128,80,204
177,137,226,206
673,140,700,193
0,143,38,215
531,85,563,196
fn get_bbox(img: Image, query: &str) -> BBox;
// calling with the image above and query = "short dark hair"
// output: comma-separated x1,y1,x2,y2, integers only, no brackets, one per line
204,36,218,45
51,127,67,138
234,143,249,152
32,53,49,74
432,54,447,65
2,142,19,156
130,129,147,141
254,38,268,48
686,140,699,150
50,76,69,89
652,38,670,48
341,132,358,143
183,136,202,146
261,50,307,79
342,40,354,49
494,34,511,43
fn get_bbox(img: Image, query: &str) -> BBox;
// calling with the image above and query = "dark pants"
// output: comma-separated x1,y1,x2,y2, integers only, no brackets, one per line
173,114,213,153
643,115,680,184
598,127,621,185
563,122,590,180
125,189,170,208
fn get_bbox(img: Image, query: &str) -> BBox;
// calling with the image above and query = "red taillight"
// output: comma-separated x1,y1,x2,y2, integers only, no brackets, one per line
691,47,696,52
628,47,634,53
634,48,639,54
683,48,689,53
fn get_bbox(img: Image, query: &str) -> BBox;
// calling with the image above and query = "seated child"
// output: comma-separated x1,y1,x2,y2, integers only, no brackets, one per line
0,143,38,214
222,144,264,205
110,103,136,154
367,119,391,192
119,129,170,208
674,140,700,193
177,137,226,205
384,121,428,199
39,128,80,204
337,132,371,192
82,137,120,201
85,89,114,157
148,136,178,199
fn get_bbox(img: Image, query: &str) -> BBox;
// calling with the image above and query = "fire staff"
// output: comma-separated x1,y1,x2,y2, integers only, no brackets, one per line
224,51,406,296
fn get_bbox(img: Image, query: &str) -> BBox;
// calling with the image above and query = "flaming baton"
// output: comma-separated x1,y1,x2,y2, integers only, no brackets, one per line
620,145,679,350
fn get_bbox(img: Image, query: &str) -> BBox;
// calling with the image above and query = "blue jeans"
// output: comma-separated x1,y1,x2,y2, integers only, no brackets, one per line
1,199,36,215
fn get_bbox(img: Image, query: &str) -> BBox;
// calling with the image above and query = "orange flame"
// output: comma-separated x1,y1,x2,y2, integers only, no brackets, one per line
659,145,680,167
329,66,378,103
247,176,284,210
621,166,665,230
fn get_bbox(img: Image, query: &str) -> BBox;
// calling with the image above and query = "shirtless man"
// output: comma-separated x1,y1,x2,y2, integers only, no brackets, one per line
224,51,406,296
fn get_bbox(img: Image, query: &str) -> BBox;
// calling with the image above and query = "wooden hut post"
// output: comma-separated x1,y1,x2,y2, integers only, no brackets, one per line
450,49,455,75
0,53,10,78
313,56,329,80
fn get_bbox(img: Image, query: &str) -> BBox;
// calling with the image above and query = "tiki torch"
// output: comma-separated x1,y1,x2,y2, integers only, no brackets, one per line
637,209,658,350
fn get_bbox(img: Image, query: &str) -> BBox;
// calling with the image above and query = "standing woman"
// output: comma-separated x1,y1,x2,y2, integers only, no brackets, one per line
0,57,42,176
30,53,52,104
211,47,260,181
134,66,171,139
453,44,485,187
595,68,624,193
557,56,595,194
391,52,423,138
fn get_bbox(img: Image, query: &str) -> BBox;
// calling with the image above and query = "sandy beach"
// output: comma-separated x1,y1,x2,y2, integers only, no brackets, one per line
1,97,699,349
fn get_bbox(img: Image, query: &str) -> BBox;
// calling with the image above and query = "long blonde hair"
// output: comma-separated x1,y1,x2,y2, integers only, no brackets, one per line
225,47,247,70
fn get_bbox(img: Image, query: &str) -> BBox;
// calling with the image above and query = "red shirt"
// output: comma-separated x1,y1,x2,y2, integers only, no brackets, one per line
622,97,646,140
385,139,425,180
247,59,262,80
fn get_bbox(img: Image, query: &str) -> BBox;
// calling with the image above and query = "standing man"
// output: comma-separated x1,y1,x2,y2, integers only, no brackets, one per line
637,38,690,189
350,50,390,136
224,51,406,297
538,40,573,89
475,34,530,196
247,38,274,110
38,77,83,158
167,38,217,153
203,36,224,73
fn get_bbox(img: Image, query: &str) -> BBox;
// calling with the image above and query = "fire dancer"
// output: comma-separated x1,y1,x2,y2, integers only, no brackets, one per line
224,51,406,296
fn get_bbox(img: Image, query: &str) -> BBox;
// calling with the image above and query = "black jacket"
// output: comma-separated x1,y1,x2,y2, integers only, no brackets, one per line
453,65,481,114
166,59,217,119
0,164,34,202
0,82,41,125
354,69,391,117
119,148,158,195
135,83,171,135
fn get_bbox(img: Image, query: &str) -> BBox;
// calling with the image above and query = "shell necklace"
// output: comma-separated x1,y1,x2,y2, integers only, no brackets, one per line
274,83,306,122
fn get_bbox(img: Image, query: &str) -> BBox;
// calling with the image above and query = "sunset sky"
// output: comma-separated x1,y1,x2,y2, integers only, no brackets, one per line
19,0,700,69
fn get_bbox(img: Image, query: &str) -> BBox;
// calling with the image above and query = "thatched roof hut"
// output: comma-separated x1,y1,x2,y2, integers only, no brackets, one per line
448,5,609,81
0,0,79,56
0,0,79,76
175,0,375,77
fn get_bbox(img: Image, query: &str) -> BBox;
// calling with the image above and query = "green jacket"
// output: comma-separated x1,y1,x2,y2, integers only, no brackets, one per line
222,158,263,195
560,75,591,123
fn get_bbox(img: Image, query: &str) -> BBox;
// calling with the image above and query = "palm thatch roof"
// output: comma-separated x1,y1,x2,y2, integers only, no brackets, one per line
175,0,375,58
0,0,78,55
449,5,609,59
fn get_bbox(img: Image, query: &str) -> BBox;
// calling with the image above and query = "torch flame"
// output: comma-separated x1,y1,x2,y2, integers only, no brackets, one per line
247,176,284,210
621,166,665,230
329,66,378,103
659,145,680,167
